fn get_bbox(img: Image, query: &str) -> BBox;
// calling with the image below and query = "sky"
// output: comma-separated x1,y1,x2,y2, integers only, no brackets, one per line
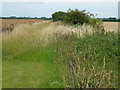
1,0,119,2
1,1,119,18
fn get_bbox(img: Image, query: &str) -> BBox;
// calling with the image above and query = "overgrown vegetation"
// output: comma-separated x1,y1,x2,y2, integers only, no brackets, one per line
52,32,118,88
2,9,118,88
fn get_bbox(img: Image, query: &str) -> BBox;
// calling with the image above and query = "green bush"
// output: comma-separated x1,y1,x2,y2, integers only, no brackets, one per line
52,9,102,26
64,9,91,25
89,18,103,25
52,11,67,21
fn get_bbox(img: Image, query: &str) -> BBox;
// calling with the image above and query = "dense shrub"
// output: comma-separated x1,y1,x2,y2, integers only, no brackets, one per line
64,9,91,25
53,32,118,88
52,11,67,21
52,9,102,25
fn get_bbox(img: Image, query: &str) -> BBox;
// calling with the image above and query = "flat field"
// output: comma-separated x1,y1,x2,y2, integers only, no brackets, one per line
103,22,118,32
1,19,47,32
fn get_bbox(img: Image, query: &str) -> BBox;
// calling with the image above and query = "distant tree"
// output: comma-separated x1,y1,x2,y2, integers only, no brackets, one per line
41,17,46,19
52,11,67,21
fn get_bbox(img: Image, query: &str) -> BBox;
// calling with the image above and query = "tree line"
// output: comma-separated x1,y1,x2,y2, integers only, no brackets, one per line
0,16,52,20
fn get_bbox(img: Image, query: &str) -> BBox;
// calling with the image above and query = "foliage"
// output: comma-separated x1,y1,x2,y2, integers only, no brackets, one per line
64,9,91,25
52,11,67,21
52,9,102,26
53,32,118,88
89,18,103,25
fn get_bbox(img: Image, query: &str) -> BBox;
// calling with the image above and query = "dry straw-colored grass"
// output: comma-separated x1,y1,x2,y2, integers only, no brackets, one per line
3,21,118,43
1,19,46,32
2,21,51,57
3,21,96,43
103,22,118,32
3,21,117,53
39,22,98,40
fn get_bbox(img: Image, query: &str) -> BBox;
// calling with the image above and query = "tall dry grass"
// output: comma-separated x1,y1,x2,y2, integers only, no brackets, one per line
3,21,103,45
2,21,51,61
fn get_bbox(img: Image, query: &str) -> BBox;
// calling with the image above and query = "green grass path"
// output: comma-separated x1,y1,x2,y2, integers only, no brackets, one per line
3,61,60,88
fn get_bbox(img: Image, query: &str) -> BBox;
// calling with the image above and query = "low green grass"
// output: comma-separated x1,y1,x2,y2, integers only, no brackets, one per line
3,41,64,88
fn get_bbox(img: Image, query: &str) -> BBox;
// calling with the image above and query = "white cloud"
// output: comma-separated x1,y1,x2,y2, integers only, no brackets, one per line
1,0,119,2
